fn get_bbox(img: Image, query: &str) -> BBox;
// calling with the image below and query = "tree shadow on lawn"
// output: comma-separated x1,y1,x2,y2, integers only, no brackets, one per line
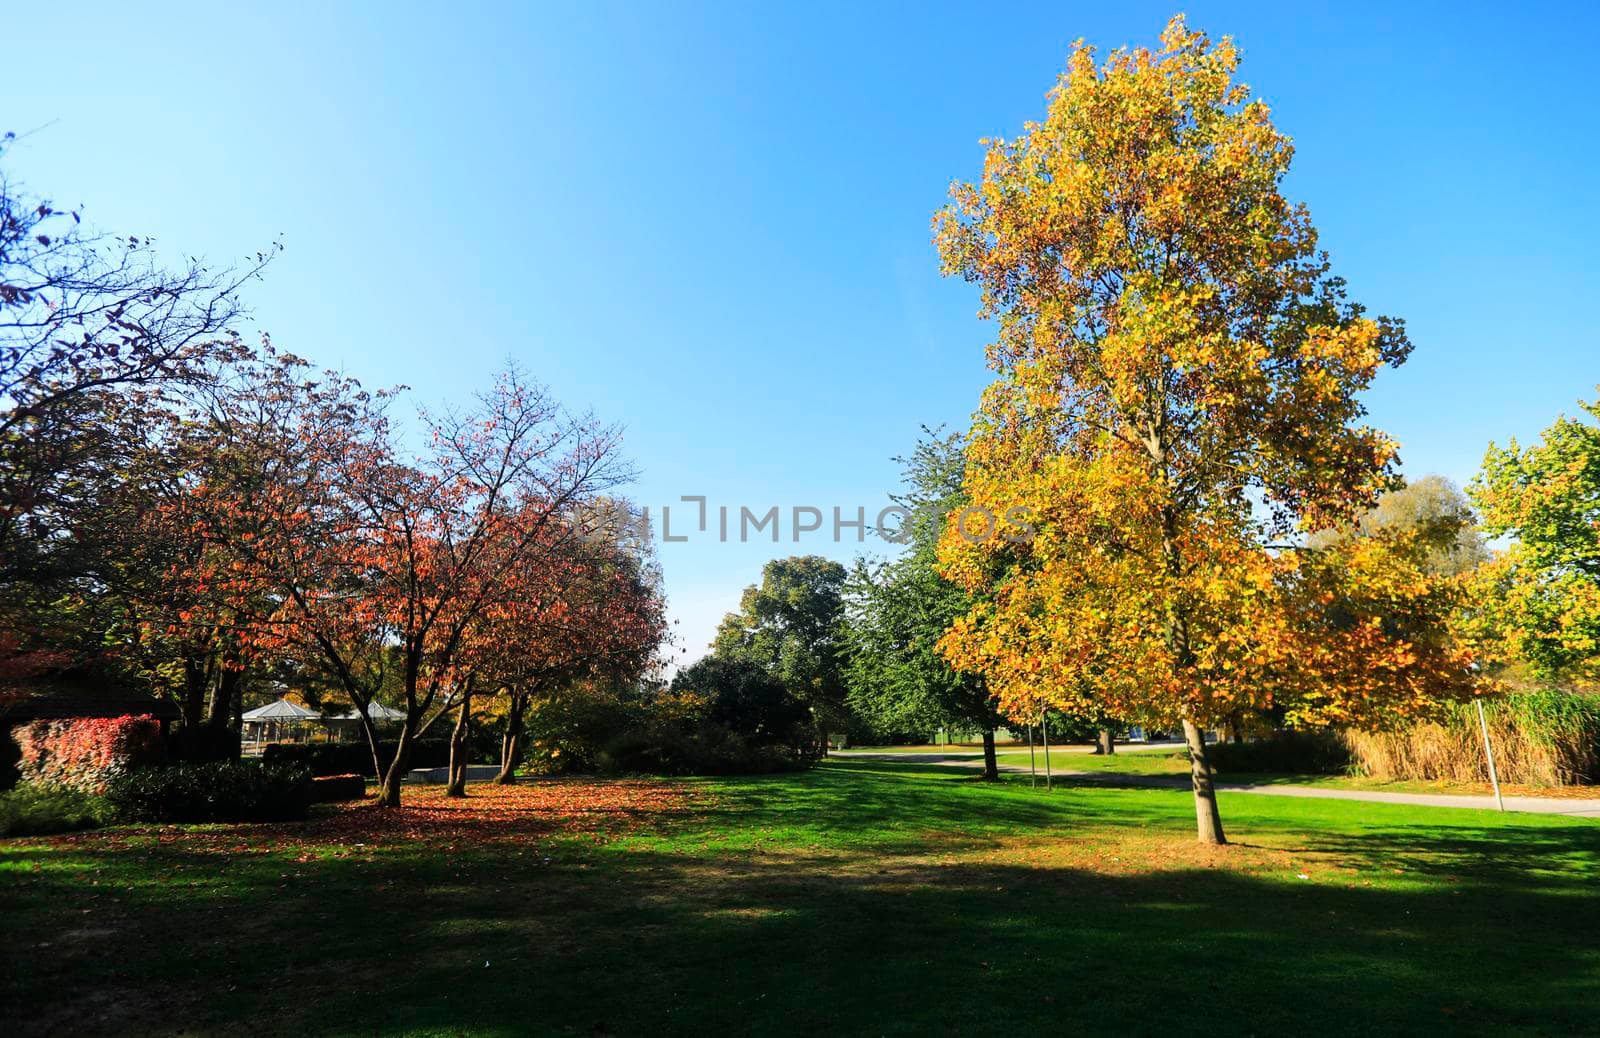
5,780,1600,1035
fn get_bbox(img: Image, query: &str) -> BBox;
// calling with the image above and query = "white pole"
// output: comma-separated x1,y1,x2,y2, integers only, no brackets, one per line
1475,699,1505,812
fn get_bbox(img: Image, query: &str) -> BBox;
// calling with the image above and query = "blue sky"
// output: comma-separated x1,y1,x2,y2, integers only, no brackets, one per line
8,1,1596,661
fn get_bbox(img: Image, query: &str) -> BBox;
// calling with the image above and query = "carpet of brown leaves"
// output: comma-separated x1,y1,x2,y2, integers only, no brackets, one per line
41,778,703,855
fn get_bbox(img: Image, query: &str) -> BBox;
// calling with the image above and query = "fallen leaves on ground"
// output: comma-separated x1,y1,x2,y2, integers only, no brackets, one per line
38,778,704,856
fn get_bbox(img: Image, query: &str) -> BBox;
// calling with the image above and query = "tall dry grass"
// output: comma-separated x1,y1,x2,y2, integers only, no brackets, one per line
1342,690,1600,786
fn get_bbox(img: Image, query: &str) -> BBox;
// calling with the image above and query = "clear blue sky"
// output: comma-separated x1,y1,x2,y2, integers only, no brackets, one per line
9,2,1596,661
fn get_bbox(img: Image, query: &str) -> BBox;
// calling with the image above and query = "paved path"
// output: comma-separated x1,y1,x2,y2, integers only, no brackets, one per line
831,749,1600,819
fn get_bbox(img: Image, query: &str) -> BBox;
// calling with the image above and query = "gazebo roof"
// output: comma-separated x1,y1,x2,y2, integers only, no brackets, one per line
241,698,318,721
335,703,406,722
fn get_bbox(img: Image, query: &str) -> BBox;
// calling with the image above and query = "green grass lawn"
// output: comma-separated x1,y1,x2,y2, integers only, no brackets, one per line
992,746,1600,799
4,761,1598,1036
997,746,1193,775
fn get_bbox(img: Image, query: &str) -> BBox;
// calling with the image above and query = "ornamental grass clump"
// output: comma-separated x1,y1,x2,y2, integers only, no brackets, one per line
1342,689,1600,786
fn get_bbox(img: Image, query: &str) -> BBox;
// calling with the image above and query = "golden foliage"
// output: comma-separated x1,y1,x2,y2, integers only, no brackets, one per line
933,17,1476,732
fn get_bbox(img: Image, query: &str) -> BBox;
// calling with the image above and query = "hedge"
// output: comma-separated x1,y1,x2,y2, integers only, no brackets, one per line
262,738,450,777
105,760,313,823
597,723,811,777
312,773,367,802
1208,731,1352,775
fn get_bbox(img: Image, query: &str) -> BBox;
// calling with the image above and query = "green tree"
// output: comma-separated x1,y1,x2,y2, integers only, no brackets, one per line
713,555,848,753
669,656,811,747
843,429,1005,778
1310,475,1488,577
1471,390,1600,684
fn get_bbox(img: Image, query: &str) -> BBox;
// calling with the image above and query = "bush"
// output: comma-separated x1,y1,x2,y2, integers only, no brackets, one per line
262,738,450,777
105,760,313,823
1342,689,1600,786
597,722,810,776
519,684,654,775
13,715,165,794
0,785,112,837
1209,731,1353,775
312,773,367,802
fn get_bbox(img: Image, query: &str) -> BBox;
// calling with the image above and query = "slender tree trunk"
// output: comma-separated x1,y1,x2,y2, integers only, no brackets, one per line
980,728,999,780
1183,718,1226,845
361,713,384,784
1097,728,1116,755
1160,497,1228,845
446,689,471,797
377,722,415,807
494,694,524,785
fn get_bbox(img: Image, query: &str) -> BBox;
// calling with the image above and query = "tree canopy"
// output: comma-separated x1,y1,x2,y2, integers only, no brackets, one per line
843,429,1004,773
712,555,848,749
1470,390,1600,685
931,17,1475,842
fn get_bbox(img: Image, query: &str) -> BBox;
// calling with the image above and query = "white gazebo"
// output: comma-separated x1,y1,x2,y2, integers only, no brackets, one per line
242,698,318,745
323,702,407,741
346,702,407,723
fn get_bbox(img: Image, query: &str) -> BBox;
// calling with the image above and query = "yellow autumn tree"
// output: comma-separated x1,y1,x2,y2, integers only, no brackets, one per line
933,17,1477,843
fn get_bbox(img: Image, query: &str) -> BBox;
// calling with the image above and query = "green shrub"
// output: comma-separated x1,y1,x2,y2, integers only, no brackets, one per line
311,773,367,802
597,723,809,776
105,761,313,823
1209,731,1353,775
0,785,113,837
262,739,449,777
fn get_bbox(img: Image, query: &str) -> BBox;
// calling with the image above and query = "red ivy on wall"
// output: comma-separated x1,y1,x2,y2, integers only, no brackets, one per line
13,715,165,793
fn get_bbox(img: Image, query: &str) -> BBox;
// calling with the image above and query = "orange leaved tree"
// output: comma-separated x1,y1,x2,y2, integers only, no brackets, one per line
199,353,630,806
933,17,1475,843
458,500,666,787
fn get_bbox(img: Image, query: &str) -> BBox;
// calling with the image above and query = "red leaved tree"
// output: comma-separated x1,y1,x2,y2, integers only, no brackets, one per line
206,357,632,806
469,500,667,786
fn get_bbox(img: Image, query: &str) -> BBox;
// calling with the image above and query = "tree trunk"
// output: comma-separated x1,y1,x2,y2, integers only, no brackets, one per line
446,693,471,798
1182,718,1226,845
376,722,415,807
198,667,244,761
171,656,209,760
494,694,524,784
980,728,999,780
1160,494,1227,845
1097,728,1116,755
